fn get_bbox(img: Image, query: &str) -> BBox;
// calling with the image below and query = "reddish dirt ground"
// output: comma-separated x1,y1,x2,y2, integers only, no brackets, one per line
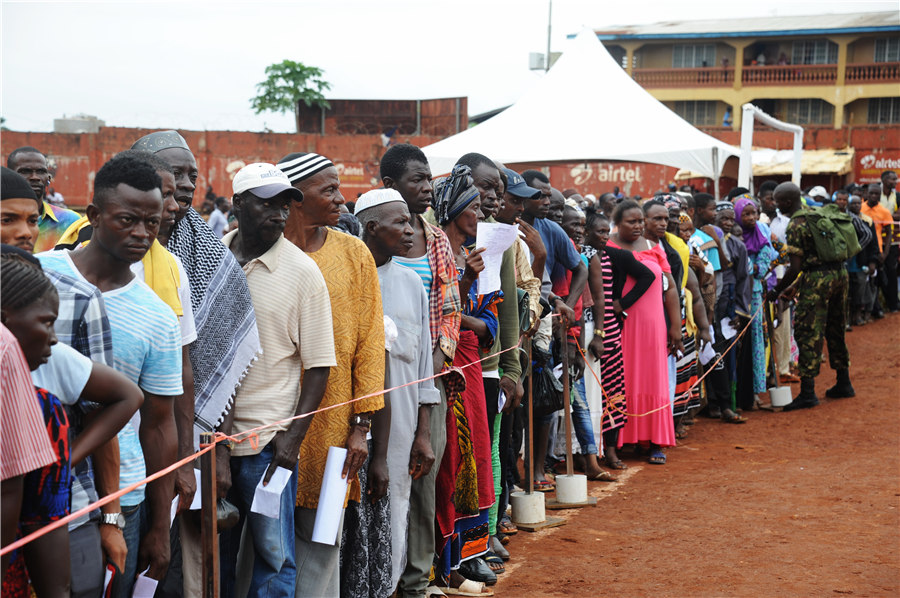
494,313,900,597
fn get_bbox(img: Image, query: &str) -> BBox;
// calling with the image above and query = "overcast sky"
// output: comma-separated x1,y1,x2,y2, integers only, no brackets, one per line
1,0,894,133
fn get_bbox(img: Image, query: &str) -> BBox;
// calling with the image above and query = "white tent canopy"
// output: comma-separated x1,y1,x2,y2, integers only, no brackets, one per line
422,29,740,178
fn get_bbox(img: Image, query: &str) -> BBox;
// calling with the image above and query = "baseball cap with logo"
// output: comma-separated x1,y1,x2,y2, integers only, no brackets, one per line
232,163,303,202
503,168,540,199
808,185,829,200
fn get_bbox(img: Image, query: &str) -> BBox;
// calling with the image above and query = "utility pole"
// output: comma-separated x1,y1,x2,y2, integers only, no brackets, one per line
546,0,552,72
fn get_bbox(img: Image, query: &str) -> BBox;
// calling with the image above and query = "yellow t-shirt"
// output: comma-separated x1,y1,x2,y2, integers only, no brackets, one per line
665,232,690,290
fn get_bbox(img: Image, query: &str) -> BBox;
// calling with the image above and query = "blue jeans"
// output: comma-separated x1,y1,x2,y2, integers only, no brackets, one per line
571,377,598,455
220,444,298,598
113,501,146,598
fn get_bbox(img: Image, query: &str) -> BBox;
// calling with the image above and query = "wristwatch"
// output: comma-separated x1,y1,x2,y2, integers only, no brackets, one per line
101,512,126,530
349,414,372,432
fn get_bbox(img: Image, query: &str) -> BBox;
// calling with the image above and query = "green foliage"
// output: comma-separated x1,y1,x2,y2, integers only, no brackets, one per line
250,60,332,116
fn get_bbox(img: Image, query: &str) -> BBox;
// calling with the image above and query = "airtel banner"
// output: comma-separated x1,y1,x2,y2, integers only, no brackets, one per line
856,151,900,184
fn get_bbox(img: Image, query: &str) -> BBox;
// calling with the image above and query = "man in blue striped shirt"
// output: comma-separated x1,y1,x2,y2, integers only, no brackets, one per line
37,154,182,597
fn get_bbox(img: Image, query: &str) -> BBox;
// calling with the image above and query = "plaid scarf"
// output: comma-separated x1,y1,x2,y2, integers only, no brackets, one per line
168,209,261,444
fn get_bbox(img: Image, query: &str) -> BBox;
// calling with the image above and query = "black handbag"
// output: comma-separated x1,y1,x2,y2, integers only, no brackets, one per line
531,347,564,415
516,289,531,333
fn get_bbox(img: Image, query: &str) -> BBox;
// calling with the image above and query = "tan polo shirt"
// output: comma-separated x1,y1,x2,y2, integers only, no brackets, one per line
223,232,337,456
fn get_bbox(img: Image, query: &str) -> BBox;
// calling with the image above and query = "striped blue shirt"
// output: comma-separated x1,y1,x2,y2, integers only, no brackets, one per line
38,250,182,506
394,253,434,297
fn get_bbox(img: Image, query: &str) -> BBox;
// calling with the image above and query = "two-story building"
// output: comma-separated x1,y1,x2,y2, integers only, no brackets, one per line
596,11,899,131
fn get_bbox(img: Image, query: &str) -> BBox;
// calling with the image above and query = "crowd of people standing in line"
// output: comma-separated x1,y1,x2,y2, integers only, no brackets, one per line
1,133,897,598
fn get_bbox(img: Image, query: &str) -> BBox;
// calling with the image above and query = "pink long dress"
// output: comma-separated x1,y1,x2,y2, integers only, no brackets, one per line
611,241,676,448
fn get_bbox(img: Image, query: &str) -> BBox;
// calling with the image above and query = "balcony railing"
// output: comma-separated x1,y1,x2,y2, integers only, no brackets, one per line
742,64,837,85
632,62,900,89
633,67,734,88
846,62,900,84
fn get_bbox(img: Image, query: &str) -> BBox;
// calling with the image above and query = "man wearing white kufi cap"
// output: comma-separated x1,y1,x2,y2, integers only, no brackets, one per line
357,189,440,593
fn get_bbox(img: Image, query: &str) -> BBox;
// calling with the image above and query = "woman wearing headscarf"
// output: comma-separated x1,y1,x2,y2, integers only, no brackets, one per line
733,195,779,411
432,165,499,594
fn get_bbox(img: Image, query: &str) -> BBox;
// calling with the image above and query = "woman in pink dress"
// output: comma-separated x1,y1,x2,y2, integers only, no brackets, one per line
607,200,683,464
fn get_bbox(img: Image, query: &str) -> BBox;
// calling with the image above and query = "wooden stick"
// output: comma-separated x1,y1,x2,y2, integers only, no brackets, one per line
526,341,534,495
199,433,219,598
764,300,782,387
559,321,574,477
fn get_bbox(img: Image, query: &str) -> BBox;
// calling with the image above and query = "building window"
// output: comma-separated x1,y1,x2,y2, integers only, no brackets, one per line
868,97,900,124
672,44,716,68
791,40,838,65
874,38,900,62
673,101,718,126
786,99,834,125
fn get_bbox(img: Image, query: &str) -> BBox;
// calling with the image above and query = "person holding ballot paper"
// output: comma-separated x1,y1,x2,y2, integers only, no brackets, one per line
276,152,386,598
433,165,500,593
456,153,521,574
220,163,335,598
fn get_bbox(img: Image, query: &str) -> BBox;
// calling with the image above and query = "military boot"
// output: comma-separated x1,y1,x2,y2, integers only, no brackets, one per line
825,369,855,398
782,377,820,411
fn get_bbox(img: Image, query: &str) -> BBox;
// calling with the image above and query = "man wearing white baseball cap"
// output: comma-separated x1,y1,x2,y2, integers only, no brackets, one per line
231,162,304,203
807,185,829,207
220,163,336,598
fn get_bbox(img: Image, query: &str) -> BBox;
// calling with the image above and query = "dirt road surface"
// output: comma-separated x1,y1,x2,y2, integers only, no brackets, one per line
494,313,899,597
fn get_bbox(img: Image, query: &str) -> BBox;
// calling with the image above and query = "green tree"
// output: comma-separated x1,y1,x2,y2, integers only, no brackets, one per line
250,60,332,128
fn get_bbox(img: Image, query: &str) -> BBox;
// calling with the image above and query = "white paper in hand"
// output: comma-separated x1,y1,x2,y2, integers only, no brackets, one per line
103,567,113,595
474,222,519,294
132,568,158,598
190,469,202,510
699,341,716,366
497,390,506,413
250,466,293,519
169,496,179,528
553,363,564,380
312,446,349,545
720,317,738,340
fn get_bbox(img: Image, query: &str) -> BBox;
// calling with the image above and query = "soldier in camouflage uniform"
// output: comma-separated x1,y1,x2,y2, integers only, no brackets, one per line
768,182,854,410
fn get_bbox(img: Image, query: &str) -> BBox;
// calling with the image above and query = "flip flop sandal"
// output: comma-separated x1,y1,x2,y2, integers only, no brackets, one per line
483,553,506,574
587,471,618,482
498,519,518,535
648,450,667,465
721,409,747,424
603,457,627,470
533,480,555,492
438,580,494,597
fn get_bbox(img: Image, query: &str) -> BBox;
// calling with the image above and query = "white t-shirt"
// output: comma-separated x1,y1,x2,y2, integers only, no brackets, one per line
131,254,197,346
32,341,93,405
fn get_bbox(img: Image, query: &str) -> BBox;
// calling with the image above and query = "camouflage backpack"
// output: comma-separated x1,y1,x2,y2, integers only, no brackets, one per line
793,204,861,263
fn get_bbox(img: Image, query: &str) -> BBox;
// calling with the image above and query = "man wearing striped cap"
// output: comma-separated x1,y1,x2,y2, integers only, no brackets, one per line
277,152,386,597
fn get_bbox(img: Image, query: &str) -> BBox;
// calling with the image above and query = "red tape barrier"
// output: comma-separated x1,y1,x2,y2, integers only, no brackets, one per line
2,312,565,556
